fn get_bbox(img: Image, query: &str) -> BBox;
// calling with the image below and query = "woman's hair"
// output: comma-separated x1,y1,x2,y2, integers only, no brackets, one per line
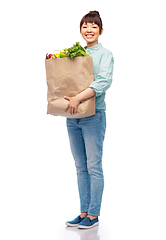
80,11,103,34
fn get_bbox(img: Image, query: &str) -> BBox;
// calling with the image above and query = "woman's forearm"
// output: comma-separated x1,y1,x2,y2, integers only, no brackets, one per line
76,87,96,102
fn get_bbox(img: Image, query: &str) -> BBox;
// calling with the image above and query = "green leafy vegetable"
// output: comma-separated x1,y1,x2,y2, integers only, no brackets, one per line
66,42,90,59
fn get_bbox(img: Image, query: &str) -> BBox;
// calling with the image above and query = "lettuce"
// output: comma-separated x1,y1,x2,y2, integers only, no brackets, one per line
67,42,90,59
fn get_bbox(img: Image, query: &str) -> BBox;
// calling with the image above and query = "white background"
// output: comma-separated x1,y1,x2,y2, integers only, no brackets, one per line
0,0,166,240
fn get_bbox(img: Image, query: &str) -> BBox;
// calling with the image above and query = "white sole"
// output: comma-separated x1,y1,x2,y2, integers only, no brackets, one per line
77,222,99,229
65,222,78,227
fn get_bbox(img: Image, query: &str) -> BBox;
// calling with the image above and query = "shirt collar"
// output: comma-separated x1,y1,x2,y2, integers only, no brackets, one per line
86,43,102,52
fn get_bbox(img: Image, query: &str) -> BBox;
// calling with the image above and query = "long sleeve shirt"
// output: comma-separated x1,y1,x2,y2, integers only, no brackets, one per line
86,43,114,110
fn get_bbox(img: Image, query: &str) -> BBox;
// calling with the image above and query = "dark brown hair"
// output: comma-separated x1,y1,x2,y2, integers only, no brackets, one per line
80,11,103,34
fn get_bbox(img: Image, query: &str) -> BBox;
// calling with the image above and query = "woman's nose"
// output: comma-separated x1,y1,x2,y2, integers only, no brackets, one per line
87,27,91,32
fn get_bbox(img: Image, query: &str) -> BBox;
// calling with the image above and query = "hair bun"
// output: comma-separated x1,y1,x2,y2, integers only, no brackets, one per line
89,11,100,17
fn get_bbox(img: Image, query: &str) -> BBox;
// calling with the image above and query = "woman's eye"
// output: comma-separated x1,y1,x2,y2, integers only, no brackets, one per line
83,26,87,28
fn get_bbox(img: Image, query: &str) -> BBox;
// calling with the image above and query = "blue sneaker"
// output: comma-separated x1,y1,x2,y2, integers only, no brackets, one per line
78,217,99,229
65,215,85,227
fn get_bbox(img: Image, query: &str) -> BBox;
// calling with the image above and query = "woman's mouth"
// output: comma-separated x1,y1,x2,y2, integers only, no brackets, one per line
85,34,94,38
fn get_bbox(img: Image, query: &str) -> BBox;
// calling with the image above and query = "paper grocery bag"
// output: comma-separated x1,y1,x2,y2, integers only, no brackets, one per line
45,56,96,118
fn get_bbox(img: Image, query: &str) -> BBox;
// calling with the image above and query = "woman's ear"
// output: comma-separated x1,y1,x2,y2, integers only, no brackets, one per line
100,28,104,35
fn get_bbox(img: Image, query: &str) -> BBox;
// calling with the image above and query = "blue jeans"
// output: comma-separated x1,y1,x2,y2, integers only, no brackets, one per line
66,110,106,216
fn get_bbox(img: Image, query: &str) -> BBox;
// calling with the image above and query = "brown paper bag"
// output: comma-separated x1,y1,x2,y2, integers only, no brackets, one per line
45,56,95,118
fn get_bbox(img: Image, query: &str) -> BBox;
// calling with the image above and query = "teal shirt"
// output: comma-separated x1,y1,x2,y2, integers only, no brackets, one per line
86,43,114,110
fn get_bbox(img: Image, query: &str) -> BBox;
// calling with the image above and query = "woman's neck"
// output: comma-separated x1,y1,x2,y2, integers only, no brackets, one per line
87,40,98,48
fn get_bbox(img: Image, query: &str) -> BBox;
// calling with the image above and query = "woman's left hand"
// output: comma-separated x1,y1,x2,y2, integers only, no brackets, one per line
64,96,80,114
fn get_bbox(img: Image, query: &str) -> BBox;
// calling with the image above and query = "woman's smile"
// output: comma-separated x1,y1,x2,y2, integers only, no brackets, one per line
86,34,94,38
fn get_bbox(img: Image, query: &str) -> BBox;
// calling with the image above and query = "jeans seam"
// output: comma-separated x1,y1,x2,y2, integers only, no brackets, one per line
80,130,89,212
86,174,89,212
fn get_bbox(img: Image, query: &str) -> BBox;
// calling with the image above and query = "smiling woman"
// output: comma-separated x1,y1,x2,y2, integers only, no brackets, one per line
80,11,103,48
81,22,103,48
65,10,114,229
80,11,103,33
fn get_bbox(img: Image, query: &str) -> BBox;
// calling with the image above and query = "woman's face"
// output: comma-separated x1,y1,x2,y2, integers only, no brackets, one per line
81,22,102,47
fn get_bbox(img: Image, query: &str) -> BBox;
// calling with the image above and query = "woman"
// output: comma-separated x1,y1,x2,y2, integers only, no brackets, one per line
65,11,114,229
